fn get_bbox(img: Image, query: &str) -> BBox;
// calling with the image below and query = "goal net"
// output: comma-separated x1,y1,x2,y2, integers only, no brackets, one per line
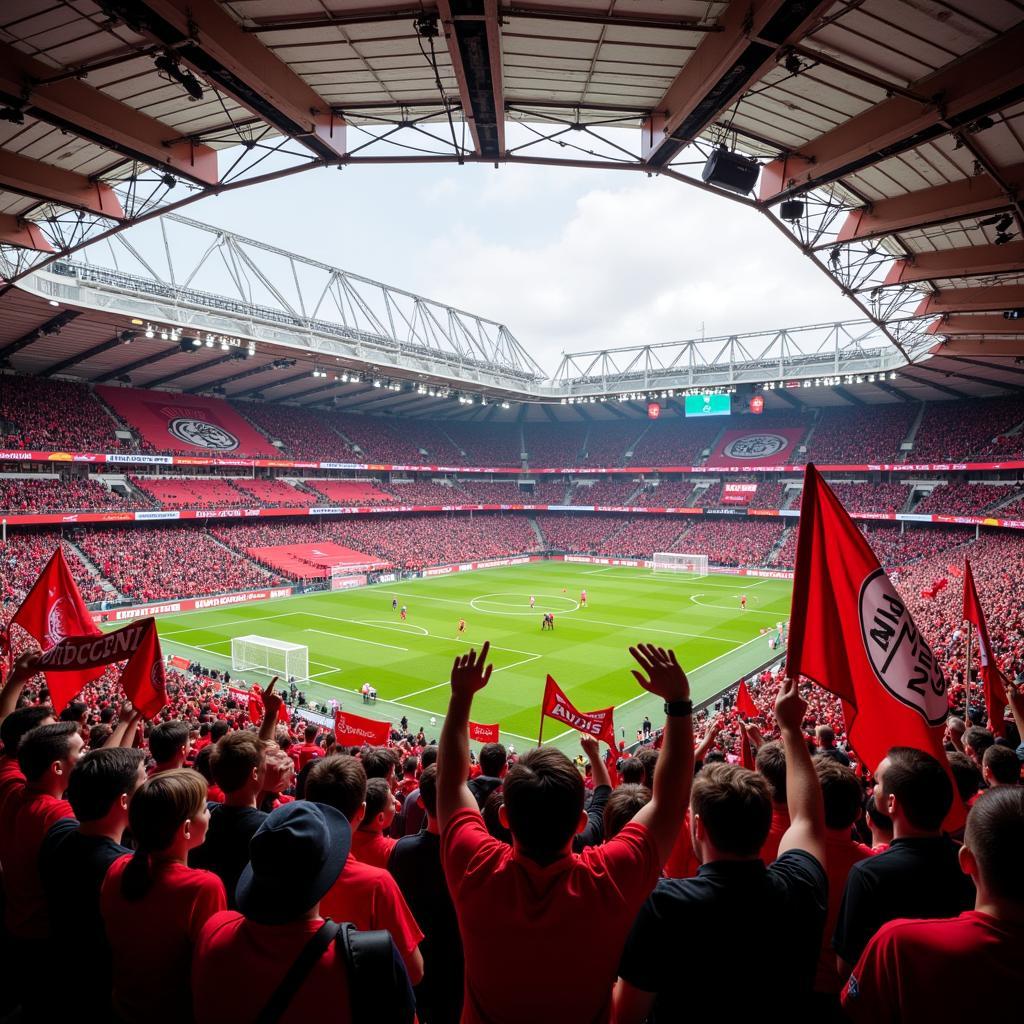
652,552,709,576
231,635,309,682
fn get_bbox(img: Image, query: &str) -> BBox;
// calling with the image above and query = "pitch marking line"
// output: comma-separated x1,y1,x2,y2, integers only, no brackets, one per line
304,629,408,652
689,595,782,616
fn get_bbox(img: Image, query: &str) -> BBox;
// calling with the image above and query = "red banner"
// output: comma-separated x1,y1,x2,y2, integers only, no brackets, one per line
707,426,806,467
541,675,615,746
723,482,758,505
334,709,391,747
962,558,1010,736
469,721,500,743
35,617,166,718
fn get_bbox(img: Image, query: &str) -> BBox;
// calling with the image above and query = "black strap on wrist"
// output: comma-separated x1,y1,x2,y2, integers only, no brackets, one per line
664,699,693,717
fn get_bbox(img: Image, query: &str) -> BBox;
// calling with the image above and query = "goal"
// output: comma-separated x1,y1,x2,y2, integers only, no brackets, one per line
652,552,709,576
231,635,309,682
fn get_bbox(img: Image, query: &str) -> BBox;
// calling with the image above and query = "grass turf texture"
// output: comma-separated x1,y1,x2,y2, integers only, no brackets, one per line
146,562,792,752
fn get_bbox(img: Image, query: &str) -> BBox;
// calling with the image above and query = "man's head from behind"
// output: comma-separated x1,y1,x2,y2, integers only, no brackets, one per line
875,746,953,834
604,784,651,840
361,777,396,833
361,746,398,782
304,754,367,826
960,786,1024,904
478,742,507,778
417,764,438,821
963,726,995,766
814,756,863,831
982,745,1020,788
1,705,55,757
68,748,147,827
755,741,787,805
210,731,267,796
18,722,84,789
500,746,585,863
690,763,772,862
149,720,190,769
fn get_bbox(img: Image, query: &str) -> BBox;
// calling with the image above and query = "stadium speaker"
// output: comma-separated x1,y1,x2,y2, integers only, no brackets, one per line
779,200,804,222
701,149,760,195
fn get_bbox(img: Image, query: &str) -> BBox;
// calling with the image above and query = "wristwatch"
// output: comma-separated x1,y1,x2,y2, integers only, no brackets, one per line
664,699,693,717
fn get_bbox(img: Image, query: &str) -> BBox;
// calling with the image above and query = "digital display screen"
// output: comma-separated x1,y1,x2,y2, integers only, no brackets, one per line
684,393,731,417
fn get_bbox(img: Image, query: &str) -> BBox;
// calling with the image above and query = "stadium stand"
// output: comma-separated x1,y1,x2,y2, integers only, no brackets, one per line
534,513,620,552
128,477,246,509
304,479,397,505
1,535,105,607
674,518,785,567
566,478,641,506
524,423,588,466
580,422,647,466
329,411,428,464
0,477,147,513
630,480,699,506
627,417,725,466
442,422,523,466
232,401,346,461
596,516,690,557
822,482,912,514
526,478,570,504
913,483,1009,516
388,480,468,504
805,405,916,464
454,480,528,503
229,478,316,507
911,396,1024,462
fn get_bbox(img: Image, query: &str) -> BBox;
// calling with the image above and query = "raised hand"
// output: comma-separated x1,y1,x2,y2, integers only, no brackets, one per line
580,735,601,760
450,642,493,701
628,644,689,702
260,676,283,719
775,676,808,734
5,650,41,688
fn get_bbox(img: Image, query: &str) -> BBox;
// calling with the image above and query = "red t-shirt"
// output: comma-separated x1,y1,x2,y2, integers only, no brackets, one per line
815,832,872,993
663,810,699,879
759,804,790,864
0,755,25,829
193,912,351,1024
293,742,323,769
842,911,1024,1021
351,828,397,869
442,807,660,1023
0,788,73,938
101,856,226,1024
320,856,423,971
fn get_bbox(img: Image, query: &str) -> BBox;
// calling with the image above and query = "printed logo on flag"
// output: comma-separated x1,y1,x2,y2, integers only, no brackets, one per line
858,568,947,725
722,433,790,460
167,418,239,451
46,597,73,647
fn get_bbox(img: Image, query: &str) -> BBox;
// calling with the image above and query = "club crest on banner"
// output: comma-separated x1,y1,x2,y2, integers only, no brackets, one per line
45,596,73,648
722,433,789,460
167,417,239,451
858,568,947,725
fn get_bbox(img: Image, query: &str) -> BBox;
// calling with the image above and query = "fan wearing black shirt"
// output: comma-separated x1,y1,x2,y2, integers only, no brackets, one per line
614,677,828,1023
39,747,147,1007
389,765,463,1024
833,746,975,980
189,731,268,906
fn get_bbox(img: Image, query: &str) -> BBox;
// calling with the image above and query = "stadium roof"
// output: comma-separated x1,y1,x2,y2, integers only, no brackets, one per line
0,0,1022,419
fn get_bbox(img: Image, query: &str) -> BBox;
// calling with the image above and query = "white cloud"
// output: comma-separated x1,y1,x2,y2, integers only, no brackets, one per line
412,176,862,368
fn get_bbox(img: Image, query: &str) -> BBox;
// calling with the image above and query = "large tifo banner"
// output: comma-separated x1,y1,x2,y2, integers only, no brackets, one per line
97,386,278,457
722,482,757,505
708,427,806,467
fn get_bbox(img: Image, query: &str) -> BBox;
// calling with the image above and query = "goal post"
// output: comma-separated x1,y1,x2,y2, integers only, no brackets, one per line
652,552,709,576
231,635,309,682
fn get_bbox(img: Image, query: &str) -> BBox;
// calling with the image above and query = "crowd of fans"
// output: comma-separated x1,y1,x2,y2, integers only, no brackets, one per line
443,422,523,466
913,482,1012,516
304,479,397,506
673,518,785,567
581,422,647,466
233,401,348,462
76,527,287,602
230,478,316,507
526,478,571,504
128,477,248,509
596,517,690,558
453,481,528,503
534,513,620,552
1,535,105,610
523,423,588,466
911,395,1024,462
806,405,916,464
568,478,644,505
0,477,146,514
628,417,726,466
330,412,430,464
823,481,912,514
631,480,699,506
389,480,470,504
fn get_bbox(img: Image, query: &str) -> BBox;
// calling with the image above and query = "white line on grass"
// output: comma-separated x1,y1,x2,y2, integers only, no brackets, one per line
393,652,542,702
689,595,782,616
304,629,408,652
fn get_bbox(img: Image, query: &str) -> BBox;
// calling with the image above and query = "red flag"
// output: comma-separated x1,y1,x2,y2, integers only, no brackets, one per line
740,729,756,770
962,558,1010,736
786,465,962,828
5,548,102,660
334,709,391,747
469,721,500,743
35,617,167,718
248,685,263,726
736,679,758,719
541,675,616,747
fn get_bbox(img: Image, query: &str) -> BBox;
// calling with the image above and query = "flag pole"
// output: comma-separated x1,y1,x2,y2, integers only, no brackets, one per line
964,621,973,727
537,711,545,748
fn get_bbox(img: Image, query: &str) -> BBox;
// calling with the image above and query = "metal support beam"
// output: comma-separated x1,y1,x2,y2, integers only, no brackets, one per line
43,332,126,376
951,356,1024,378
836,166,1024,244
927,315,1024,337
760,25,1024,203
883,241,1024,286
0,214,53,253
642,0,831,167
0,150,124,218
908,362,1024,392
233,370,313,399
832,386,865,406
91,345,180,383
145,352,236,389
916,285,1024,317
280,382,344,404
99,0,347,161
437,0,505,158
185,359,274,392
0,42,219,186
0,310,80,360
897,371,965,399
871,380,911,402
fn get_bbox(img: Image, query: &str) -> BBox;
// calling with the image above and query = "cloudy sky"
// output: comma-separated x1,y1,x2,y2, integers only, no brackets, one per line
156,127,862,372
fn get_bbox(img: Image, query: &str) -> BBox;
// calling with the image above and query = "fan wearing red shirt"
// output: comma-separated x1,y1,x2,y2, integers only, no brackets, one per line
293,724,323,769
436,642,694,1024
305,754,425,985
843,786,1024,1022
101,769,226,1024
755,740,790,864
0,705,54,822
351,777,399,868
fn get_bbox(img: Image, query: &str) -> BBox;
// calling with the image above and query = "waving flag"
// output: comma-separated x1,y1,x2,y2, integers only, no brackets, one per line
962,558,1010,736
540,675,616,747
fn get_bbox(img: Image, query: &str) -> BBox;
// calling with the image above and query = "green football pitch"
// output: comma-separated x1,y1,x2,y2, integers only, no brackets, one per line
149,562,792,752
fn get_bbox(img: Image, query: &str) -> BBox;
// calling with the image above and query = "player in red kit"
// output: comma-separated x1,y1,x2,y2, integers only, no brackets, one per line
740,594,747,611
580,589,587,608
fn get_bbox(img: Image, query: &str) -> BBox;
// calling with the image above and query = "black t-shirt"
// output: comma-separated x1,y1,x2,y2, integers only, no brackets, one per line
466,775,503,810
572,784,611,852
817,746,851,767
39,818,130,996
833,835,975,966
388,828,463,1024
619,850,827,1020
189,803,266,908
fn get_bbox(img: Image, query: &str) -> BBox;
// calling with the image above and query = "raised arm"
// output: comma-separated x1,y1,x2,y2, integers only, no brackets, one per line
0,651,40,727
437,642,493,832
694,715,724,763
1003,679,1024,746
581,735,611,789
102,701,136,748
257,677,282,742
775,677,826,865
628,645,694,863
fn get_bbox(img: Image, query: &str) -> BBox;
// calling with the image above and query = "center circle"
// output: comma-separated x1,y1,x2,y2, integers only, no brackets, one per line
469,593,580,616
